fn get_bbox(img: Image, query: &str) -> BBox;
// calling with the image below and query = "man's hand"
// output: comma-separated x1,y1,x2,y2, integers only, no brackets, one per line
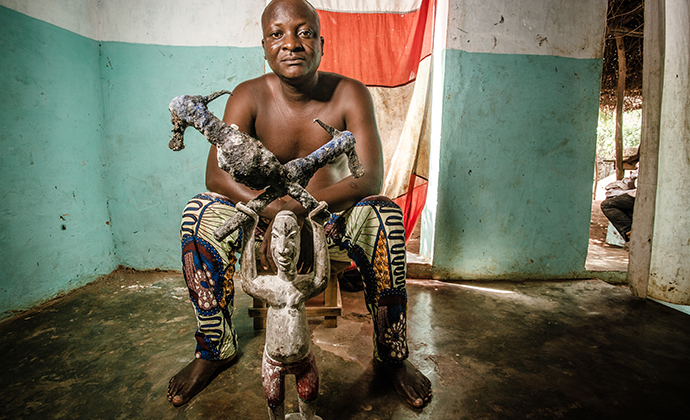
236,202,259,224
308,201,329,226
259,218,277,273
235,203,261,248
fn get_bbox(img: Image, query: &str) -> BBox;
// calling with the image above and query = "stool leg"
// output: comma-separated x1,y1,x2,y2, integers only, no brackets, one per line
253,297,266,330
324,273,339,328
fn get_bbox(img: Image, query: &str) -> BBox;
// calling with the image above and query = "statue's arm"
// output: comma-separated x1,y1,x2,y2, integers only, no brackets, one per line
237,203,263,298
308,201,330,297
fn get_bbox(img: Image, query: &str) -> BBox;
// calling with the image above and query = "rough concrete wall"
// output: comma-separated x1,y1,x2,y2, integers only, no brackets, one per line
0,6,116,317
0,0,263,47
0,0,100,39
445,0,607,59
95,0,265,270
0,0,266,317
647,1,690,305
96,0,263,46
424,0,607,279
100,42,264,270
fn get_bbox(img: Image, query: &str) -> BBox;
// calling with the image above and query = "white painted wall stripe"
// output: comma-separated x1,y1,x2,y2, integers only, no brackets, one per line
2,0,609,54
311,0,422,13
446,0,608,59
1,0,100,40
1,0,264,47
98,0,263,47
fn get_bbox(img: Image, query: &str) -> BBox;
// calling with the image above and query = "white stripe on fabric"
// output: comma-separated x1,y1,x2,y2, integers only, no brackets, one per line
381,55,432,199
310,0,422,14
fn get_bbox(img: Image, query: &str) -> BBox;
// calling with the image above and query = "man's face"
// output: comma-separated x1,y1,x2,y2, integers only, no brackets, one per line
271,213,300,276
261,0,324,81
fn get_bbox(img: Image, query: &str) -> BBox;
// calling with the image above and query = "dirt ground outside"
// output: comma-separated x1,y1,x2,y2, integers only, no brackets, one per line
590,199,609,246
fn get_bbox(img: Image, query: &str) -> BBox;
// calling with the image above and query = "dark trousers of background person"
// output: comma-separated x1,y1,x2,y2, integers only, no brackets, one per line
601,194,636,242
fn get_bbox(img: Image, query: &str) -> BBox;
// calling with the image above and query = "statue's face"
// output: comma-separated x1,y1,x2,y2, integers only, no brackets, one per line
271,212,300,277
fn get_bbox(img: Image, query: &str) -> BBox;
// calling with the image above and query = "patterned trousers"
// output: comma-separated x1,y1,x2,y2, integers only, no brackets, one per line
180,192,409,364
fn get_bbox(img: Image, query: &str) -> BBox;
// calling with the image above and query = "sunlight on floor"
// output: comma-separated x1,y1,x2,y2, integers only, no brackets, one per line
408,279,516,294
458,284,516,294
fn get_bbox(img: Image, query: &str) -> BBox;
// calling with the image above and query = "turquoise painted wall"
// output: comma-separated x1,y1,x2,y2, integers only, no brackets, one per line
99,42,263,270
0,6,116,315
432,49,601,278
0,6,264,317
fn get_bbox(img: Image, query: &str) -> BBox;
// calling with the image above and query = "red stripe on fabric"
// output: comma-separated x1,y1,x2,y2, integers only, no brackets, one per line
316,0,435,87
393,174,428,244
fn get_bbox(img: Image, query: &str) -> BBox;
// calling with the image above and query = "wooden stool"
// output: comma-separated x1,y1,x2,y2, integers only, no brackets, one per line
248,261,351,329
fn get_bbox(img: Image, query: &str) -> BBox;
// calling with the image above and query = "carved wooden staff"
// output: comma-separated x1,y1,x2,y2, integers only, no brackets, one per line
168,91,364,241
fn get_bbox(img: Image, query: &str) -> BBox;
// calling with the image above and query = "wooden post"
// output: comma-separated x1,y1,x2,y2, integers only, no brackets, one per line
252,298,266,330
614,35,627,180
628,0,664,298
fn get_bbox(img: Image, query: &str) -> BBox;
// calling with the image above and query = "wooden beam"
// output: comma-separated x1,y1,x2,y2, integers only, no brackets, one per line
608,27,644,38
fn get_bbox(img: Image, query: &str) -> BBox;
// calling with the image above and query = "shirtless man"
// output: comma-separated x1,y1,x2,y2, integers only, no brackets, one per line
238,202,329,420
168,0,432,408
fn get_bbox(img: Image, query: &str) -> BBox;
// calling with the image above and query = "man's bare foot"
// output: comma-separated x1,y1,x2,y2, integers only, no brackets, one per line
167,353,237,406
374,359,432,408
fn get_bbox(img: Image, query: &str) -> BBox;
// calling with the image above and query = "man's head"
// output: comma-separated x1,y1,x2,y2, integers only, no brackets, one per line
271,210,301,278
261,0,324,82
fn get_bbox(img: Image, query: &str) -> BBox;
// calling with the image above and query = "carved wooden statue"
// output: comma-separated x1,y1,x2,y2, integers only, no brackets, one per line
237,202,329,420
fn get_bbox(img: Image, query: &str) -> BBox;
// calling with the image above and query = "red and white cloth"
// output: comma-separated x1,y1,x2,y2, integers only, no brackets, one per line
314,0,436,242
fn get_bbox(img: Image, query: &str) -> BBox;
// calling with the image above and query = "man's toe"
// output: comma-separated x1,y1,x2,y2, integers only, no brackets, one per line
171,394,186,406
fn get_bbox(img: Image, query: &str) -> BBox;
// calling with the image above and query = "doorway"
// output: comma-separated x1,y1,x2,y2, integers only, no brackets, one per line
585,0,643,274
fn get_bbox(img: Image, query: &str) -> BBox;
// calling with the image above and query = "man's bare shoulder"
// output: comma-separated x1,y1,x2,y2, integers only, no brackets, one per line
317,72,372,114
223,74,277,128
317,73,376,126
230,74,275,102
320,72,368,95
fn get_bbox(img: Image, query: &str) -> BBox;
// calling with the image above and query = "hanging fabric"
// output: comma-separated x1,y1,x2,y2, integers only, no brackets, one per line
314,0,436,243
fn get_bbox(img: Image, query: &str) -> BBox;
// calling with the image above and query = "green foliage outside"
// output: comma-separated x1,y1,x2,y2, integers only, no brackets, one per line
596,109,642,160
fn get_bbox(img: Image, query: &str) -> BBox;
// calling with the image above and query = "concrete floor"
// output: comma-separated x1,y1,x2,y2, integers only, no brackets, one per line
2,268,690,420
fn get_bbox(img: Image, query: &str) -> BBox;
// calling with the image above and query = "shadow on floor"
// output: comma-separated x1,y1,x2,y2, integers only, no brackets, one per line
2,268,689,419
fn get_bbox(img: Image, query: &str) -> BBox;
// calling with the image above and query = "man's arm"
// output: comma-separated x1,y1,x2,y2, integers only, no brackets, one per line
206,81,287,220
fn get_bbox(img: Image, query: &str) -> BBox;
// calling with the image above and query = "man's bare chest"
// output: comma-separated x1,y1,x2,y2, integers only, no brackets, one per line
254,108,343,163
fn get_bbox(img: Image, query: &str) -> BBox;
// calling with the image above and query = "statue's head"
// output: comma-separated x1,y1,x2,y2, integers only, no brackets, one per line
271,210,301,278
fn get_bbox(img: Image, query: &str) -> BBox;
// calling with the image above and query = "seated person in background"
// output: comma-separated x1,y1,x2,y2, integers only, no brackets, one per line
601,163,638,243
